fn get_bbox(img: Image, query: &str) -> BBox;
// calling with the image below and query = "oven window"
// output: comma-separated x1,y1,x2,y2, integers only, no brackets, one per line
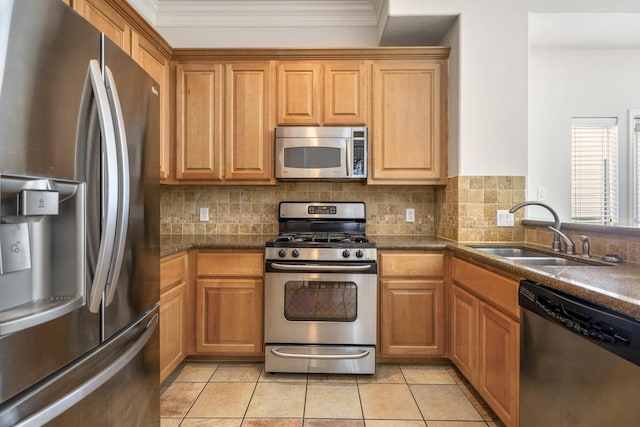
284,281,357,322
284,146,341,169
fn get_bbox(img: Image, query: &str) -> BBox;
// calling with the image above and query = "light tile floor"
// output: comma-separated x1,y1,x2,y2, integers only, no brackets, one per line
160,362,505,427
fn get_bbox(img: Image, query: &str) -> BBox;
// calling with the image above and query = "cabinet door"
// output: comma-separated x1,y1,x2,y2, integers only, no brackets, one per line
195,278,263,355
225,62,274,182
370,60,446,184
478,301,519,427
276,63,321,125
323,62,367,125
175,63,223,181
159,282,186,382
74,0,131,54
131,32,171,181
450,284,478,382
380,279,446,357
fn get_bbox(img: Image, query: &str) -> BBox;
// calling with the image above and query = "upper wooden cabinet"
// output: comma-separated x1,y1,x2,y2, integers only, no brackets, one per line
369,59,448,185
175,63,224,181
277,63,321,125
131,32,171,180
276,61,367,126
324,62,368,125
175,62,275,184
74,0,131,54
224,62,274,182
176,61,273,184
170,48,449,186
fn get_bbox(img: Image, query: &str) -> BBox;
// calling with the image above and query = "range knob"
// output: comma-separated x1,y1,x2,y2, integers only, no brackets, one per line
342,250,351,258
355,250,364,258
291,249,300,258
278,249,287,258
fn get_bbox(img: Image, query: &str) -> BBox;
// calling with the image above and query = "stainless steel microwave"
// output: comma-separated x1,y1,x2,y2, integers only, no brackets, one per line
274,126,367,180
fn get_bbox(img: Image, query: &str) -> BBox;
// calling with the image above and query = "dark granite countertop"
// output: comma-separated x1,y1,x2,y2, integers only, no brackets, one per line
160,234,275,257
161,233,640,320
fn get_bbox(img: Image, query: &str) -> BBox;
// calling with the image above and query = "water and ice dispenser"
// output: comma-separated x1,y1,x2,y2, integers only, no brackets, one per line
0,174,85,335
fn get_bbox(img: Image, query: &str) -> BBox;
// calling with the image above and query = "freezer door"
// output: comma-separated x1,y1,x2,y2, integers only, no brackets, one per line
0,307,159,427
100,38,160,340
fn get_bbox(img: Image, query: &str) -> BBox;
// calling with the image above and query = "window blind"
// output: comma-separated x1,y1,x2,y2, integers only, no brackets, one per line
571,117,618,224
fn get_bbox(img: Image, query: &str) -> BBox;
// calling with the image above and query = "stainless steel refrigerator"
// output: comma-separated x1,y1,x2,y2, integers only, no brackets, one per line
0,0,160,425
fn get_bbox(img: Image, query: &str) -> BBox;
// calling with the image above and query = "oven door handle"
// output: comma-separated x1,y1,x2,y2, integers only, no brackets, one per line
269,263,372,272
270,347,371,360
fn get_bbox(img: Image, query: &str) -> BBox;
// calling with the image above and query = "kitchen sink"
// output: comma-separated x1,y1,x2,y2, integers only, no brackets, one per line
507,256,593,266
473,247,547,258
471,246,608,267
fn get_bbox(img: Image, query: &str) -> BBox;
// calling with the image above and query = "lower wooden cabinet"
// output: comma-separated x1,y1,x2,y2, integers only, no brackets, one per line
194,250,264,356
159,252,188,382
379,251,447,357
450,257,519,427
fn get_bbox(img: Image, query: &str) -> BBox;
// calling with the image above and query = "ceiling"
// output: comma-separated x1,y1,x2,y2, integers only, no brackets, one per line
126,1,640,49
126,0,457,48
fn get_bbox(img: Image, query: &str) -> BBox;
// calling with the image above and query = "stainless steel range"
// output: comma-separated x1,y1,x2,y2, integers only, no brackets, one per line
264,202,377,374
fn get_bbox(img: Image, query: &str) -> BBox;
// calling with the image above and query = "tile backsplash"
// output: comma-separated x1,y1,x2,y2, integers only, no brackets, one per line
436,176,526,242
161,183,437,236
161,177,640,263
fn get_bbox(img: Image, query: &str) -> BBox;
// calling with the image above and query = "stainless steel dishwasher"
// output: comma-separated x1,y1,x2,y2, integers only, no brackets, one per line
519,280,640,427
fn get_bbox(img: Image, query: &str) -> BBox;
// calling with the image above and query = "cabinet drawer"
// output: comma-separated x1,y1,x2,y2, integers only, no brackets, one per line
160,252,187,292
196,251,263,277
380,252,444,278
451,258,519,319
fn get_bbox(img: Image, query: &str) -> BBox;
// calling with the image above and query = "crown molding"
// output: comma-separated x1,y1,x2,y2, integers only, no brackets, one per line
154,0,380,27
127,0,159,25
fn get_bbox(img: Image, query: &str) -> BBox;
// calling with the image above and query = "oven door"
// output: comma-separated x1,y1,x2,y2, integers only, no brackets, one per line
264,261,376,374
264,262,376,345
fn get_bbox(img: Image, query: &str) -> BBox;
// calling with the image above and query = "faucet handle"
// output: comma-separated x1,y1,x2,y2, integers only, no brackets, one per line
579,235,591,258
548,226,576,255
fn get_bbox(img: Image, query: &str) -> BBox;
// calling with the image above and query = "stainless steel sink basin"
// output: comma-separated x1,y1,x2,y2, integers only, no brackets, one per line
473,247,546,257
508,256,592,266
472,246,608,267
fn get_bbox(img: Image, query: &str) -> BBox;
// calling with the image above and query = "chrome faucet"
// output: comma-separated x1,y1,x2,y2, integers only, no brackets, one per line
509,201,562,252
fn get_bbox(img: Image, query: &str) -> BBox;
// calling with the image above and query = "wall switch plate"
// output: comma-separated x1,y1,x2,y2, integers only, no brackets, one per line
537,186,548,201
199,207,209,222
496,210,514,227
406,208,415,223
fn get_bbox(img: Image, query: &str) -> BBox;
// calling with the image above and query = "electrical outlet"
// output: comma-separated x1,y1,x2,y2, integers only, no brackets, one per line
496,210,514,227
406,208,415,223
199,207,209,222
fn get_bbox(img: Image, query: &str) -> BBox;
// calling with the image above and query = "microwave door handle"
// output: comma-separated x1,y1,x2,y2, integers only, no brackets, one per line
345,139,350,177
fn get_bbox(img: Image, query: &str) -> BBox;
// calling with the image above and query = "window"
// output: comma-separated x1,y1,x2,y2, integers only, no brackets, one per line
570,117,618,224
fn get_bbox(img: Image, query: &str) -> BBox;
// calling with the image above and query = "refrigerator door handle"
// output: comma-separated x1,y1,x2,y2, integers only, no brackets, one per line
103,66,130,307
86,59,119,313
13,313,159,427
